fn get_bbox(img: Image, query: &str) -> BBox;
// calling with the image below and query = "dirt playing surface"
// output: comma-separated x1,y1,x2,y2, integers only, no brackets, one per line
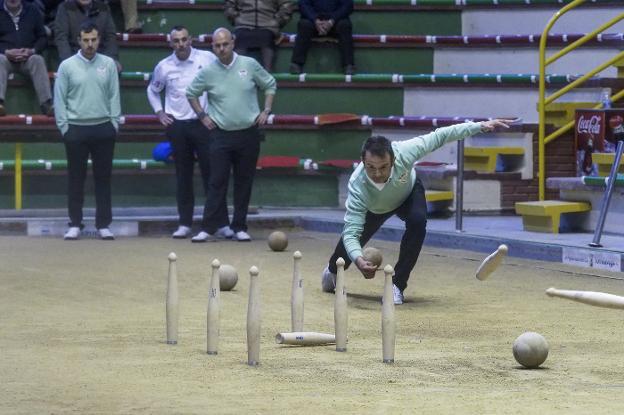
2,230,624,414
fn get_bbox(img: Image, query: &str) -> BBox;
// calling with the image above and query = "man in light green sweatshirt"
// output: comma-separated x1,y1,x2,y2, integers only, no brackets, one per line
322,119,514,304
54,21,120,241
186,27,276,243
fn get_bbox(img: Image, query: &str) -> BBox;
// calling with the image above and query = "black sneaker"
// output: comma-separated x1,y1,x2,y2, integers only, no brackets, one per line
40,100,54,117
289,63,303,74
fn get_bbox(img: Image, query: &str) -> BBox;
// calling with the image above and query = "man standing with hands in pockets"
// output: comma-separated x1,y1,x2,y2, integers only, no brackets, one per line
54,21,120,241
186,28,276,242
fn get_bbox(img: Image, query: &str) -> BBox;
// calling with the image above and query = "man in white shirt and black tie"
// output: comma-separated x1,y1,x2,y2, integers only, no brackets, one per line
147,25,233,239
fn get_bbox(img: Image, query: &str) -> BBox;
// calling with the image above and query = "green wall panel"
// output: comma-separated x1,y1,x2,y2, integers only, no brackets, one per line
0,171,338,209
137,10,460,36
262,130,368,160
119,46,432,73
85,84,403,115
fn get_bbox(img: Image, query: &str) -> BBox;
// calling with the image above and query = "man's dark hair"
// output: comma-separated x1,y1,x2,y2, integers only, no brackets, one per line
361,135,394,160
171,25,189,34
79,21,99,36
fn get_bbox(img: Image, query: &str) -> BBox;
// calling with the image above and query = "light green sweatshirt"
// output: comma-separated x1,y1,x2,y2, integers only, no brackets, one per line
54,52,120,136
186,54,276,131
343,121,484,261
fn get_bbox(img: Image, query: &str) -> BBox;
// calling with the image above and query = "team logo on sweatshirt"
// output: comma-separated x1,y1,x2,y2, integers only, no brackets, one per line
97,66,107,76
397,170,409,184
238,69,248,78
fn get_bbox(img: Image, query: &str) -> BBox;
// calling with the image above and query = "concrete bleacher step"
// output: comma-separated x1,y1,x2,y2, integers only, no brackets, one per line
463,146,524,173
515,200,591,233
112,31,624,74
9,71,616,117
592,152,624,176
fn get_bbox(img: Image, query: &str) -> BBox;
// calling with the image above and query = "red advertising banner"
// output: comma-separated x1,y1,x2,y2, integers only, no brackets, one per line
575,109,624,175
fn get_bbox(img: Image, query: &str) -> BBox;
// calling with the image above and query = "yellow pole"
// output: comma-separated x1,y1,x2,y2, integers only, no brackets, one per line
538,0,586,201
545,13,624,66
15,143,22,210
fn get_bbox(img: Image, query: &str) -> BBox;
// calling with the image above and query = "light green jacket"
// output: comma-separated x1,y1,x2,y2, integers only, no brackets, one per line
54,52,120,136
186,54,276,131
343,122,484,261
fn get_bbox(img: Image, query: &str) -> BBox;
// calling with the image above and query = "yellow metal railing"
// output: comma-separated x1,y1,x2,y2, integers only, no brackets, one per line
538,0,624,200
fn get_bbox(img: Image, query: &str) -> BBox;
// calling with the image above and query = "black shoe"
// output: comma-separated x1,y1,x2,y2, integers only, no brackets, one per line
125,27,143,34
40,100,54,117
289,63,303,74
0,101,5,116
344,65,356,75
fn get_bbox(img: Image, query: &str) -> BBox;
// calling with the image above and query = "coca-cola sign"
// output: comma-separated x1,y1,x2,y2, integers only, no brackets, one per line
575,110,605,152
577,115,602,135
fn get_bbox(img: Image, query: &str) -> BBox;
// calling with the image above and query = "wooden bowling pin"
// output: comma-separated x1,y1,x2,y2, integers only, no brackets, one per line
275,332,336,346
166,252,179,345
207,259,221,355
475,244,508,281
247,266,261,366
334,257,347,352
381,264,396,363
291,251,304,332
546,287,624,309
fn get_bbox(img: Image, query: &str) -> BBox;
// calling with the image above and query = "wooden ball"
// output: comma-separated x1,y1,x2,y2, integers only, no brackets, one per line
219,264,238,291
362,247,383,267
268,231,288,252
513,332,549,368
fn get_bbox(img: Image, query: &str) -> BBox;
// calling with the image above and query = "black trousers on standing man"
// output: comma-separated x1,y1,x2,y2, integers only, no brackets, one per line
166,119,228,228
327,178,428,292
63,122,116,230
200,126,261,234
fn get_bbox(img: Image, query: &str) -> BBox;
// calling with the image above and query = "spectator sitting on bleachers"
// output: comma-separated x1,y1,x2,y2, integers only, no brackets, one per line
25,0,63,35
53,0,121,70
224,0,294,71
0,0,54,116
119,0,142,34
289,0,354,75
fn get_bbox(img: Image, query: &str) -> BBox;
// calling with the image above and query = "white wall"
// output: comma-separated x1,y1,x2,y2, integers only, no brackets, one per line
462,7,624,36
434,47,620,77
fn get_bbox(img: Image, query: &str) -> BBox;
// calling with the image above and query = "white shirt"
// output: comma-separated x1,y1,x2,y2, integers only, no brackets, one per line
147,48,216,120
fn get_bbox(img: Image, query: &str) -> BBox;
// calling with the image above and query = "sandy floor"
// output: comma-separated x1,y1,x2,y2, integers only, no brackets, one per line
2,230,624,414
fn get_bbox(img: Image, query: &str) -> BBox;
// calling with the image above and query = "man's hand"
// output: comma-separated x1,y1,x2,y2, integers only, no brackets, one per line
4,49,25,62
200,115,216,130
255,109,271,125
156,110,174,126
315,19,328,35
480,119,517,132
324,19,334,32
355,256,378,279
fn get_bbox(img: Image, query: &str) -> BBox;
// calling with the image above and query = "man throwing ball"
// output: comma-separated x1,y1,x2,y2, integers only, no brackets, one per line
321,119,514,304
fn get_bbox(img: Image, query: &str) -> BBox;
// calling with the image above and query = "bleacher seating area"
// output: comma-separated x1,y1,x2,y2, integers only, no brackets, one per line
1,0,623,219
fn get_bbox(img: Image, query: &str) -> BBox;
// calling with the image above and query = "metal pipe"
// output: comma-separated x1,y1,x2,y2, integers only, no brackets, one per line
589,140,624,247
455,139,464,232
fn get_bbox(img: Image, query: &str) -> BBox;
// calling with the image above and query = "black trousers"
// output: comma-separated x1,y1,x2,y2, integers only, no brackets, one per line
234,28,276,71
327,179,428,292
200,126,261,233
63,122,116,229
291,18,354,67
166,119,228,228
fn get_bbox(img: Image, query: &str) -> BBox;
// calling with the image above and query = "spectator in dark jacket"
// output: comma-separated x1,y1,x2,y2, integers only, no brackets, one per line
224,0,294,71
290,0,354,75
54,0,120,70
0,0,53,115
